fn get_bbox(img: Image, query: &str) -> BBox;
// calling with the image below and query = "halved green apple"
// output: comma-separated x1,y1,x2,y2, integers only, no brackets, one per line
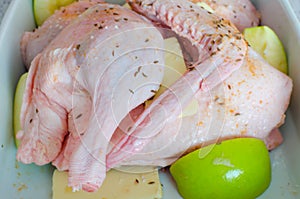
170,138,271,199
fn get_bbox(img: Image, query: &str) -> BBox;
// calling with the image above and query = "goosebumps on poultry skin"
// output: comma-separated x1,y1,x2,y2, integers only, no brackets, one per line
106,0,247,166
190,0,260,31
128,0,247,89
107,48,292,168
17,4,165,192
20,0,105,69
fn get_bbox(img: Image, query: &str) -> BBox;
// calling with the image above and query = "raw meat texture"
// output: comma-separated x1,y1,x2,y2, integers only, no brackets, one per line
264,128,284,150
20,0,104,69
107,0,247,166
17,4,165,192
108,48,292,168
148,0,260,66
190,0,260,31
128,0,247,88
17,0,292,193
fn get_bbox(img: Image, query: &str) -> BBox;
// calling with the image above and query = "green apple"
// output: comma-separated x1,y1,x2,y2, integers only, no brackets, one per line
243,26,288,74
170,138,271,199
13,73,28,147
33,0,75,26
145,37,199,117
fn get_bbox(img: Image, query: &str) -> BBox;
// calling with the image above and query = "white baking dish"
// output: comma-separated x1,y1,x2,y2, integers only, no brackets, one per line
0,0,299,198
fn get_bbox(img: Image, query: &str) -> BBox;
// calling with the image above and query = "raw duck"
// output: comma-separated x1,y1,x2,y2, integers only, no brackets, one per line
17,4,165,192
20,0,105,69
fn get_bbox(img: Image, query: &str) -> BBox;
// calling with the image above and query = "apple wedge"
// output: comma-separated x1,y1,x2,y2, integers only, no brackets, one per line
13,73,28,147
243,26,288,74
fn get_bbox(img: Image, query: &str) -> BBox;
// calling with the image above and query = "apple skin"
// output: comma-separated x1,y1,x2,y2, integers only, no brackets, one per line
170,138,271,199
14,73,28,147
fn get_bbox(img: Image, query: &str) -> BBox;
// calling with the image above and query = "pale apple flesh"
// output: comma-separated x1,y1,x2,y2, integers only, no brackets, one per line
34,0,76,26
243,26,288,74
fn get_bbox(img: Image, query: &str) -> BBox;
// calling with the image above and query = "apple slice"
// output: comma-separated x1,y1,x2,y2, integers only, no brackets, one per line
243,26,288,74
145,37,199,118
53,166,162,199
13,73,28,147
33,0,75,26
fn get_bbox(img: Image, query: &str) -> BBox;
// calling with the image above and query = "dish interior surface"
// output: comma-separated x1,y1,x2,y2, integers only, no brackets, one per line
0,0,299,198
